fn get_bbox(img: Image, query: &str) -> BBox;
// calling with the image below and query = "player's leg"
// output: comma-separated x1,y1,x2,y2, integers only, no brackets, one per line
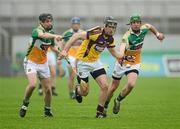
19,73,37,117
103,61,124,116
113,70,138,114
103,78,121,116
38,61,53,117
47,51,58,96
49,64,58,96
57,60,65,78
67,64,76,99
24,73,37,101
67,56,77,99
76,76,89,96
121,72,138,97
40,77,53,117
74,60,90,103
19,60,38,117
91,68,108,118
74,76,90,103
38,82,43,96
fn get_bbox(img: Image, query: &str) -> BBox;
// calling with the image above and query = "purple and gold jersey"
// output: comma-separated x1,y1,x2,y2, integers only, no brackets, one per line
76,30,115,62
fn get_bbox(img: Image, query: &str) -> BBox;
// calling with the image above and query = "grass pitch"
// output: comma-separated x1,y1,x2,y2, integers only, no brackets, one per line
0,77,180,129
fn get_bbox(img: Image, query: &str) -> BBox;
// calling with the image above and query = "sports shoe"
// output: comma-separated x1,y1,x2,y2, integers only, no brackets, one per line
96,113,106,118
19,100,29,117
113,98,121,114
75,85,83,103
44,111,53,117
44,107,53,117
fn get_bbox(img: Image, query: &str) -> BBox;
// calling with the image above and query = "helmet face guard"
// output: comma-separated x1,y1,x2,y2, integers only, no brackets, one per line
105,21,117,28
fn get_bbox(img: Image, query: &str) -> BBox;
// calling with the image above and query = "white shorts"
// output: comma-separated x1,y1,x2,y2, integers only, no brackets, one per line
76,59,104,78
23,58,50,79
47,51,56,66
112,61,140,79
68,56,76,68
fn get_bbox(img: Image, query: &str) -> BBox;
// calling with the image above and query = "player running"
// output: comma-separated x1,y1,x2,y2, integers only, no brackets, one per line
103,15,165,117
19,13,62,117
60,16,123,118
61,17,84,99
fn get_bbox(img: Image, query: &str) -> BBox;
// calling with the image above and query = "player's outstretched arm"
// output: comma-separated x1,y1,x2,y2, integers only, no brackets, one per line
38,31,62,41
59,31,86,59
63,31,87,52
148,24,165,41
108,43,126,60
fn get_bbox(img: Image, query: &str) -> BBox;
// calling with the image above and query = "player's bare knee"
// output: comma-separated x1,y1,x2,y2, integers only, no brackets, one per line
51,72,56,78
82,90,89,96
101,84,108,92
110,86,117,92
127,81,136,89
111,81,120,91
81,87,89,96
45,87,51,95
28,83,36,89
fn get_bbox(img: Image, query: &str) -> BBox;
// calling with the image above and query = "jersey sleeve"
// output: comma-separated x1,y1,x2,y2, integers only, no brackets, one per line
107,38,115,48
121,32,129,44
63,31,73,42
86,32,99,41
31,28,42,38
141,23,151,30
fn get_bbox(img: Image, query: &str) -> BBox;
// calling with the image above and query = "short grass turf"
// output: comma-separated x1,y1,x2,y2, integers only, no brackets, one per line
0,77,180,129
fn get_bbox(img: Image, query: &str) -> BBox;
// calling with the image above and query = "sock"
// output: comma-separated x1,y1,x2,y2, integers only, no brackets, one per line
23,99,29,106
96,104,104,116
44,106,51,112
104,101,110,109
117,94,125,102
